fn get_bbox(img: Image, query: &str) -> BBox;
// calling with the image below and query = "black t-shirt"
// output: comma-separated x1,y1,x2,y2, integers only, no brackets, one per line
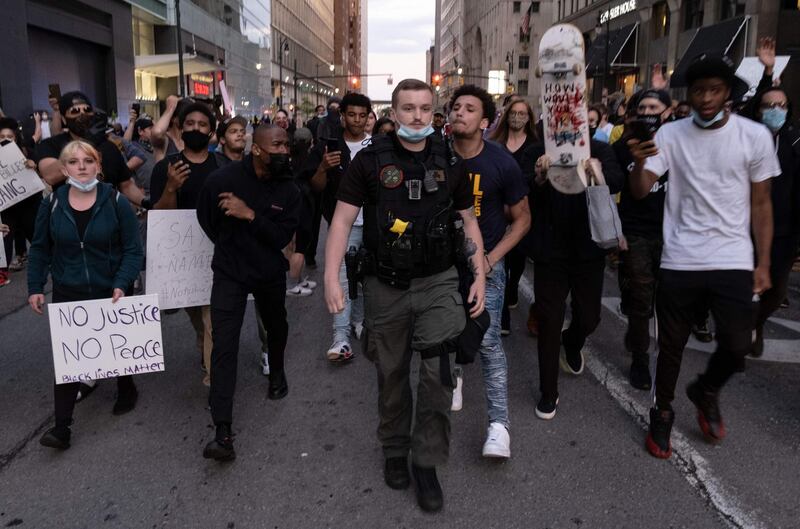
34,133,132,191
463,141,529,251
505,135,537,169
71,205,93,241
613,140,667,239
336,134,473,211
150,153,219,209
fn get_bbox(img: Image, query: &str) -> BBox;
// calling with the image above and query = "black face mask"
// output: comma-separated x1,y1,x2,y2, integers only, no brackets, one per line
266,153,292,179
636,113,664,135
182,129,210,151
66,114,94,138
0,139,11,147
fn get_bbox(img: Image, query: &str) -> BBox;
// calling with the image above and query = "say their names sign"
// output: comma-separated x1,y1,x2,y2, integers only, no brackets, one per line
146,209,214,310
47,294,164,384
0,142,46,211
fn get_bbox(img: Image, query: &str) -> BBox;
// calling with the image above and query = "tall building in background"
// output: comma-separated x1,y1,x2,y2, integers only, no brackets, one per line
334,0,364,94
360,0,368,96
436,1,552,113
271,0,335,114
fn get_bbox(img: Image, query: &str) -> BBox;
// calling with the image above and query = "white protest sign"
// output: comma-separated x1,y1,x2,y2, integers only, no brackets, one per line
736,56,791,98
0,213,6,268
47,294,164,384
146,209,214,310
0,142,46,211
220,80,233,116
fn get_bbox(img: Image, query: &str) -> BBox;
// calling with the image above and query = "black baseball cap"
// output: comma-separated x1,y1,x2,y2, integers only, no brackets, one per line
59,91,92,114
135,117,154,130
636,89,672,109
216,115,247,138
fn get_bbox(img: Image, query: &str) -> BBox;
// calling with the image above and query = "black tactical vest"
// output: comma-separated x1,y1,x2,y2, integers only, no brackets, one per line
362,134,457,288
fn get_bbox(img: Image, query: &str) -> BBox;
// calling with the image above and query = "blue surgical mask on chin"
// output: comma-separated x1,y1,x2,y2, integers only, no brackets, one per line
761,108,787,132
396,122,434,143
67,176,99,193
692,109,726,129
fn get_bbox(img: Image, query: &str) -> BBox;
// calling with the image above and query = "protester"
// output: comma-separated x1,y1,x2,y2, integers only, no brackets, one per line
741,75,799,357
197,125,302,461
214,116,248,165
432,110,446,135
150,102,219,386
628,55,780,458
315,96,342,142
587,106,610,143
34,91,147,208
520,116,624,420
674,101,692,120
374,116,395,136
123,110,156,197
0,117,42,281
27,140,143,449
150,95,193,162
304,92,371,361
325,79,485,512
307,104,326,139
613,89,672,390
450,85,530,458
488,96,538,336
366,110,377,135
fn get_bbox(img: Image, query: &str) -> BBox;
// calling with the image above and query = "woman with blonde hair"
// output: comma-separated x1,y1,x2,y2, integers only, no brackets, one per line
489,96,539,336
27,140,143,450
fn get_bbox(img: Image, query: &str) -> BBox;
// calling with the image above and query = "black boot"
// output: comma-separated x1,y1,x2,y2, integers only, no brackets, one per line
629,353,652,390
383,456,410,490
268,370,288,400
40,425,71,450
411,464,443,513
112,382,139,415
203,423,236,461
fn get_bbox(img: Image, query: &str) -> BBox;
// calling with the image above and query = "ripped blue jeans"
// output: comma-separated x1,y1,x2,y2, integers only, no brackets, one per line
479,258,509,428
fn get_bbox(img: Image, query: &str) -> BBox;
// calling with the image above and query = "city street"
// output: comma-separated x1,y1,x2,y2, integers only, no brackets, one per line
1,237,798,529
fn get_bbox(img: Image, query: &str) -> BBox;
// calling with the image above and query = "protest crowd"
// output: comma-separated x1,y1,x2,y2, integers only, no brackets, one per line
1,33,798,514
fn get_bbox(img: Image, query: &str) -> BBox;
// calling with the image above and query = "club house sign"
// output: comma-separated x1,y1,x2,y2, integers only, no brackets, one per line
600,0,637,24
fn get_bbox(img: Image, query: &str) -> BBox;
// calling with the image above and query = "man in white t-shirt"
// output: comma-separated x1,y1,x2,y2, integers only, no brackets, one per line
629,55,780,459
307,92,372,362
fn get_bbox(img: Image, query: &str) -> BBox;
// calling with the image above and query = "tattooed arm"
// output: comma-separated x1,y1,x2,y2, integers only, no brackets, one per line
458,206,486,318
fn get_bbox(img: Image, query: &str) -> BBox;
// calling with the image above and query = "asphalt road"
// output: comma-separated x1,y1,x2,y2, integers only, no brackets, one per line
1,246,798,529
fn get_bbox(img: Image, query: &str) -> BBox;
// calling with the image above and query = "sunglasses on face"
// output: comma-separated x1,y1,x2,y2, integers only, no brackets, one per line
66,105,93,117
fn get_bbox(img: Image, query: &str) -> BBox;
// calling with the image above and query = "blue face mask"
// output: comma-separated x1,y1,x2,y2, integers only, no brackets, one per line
67,176,99,193
396,122,434,143
761,108,787,133
692,110,726,129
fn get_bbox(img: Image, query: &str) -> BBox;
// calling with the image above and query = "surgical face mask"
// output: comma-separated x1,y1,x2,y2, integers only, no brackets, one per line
67,176,99,193
761,108,787,132
692,110,725,129
182,129,211,151
396,122,434,143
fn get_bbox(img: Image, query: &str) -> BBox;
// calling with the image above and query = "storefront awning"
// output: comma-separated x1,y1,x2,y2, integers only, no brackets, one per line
671,16,749,87
134,53,225,78
586,22,639,76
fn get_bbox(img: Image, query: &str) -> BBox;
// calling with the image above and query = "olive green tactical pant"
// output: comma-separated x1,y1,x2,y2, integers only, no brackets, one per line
363,266,465,468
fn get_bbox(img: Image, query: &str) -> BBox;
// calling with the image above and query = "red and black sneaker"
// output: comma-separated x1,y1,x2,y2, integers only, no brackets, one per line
646,407,674,459
686,380,726,443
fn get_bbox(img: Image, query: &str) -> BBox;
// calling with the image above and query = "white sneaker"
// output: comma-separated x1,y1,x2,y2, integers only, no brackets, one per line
482,422,511,458
286,284,313,297
261,352,270,376
300,277,317,289
451,370,463,411
326,340,354,362
352,322,364,340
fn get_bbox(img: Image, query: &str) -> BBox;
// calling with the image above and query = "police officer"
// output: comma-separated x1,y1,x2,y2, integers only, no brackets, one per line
324,79,486,513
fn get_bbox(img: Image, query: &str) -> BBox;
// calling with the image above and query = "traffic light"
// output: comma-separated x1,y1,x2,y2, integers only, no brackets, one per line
432,73,442,87
350,76,360,89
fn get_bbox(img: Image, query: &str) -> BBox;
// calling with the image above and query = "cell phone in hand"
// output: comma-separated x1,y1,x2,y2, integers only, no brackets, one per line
627,118,655,142
326,138,339,153
48,83,61,100
167,152,182,165
132,103,140,114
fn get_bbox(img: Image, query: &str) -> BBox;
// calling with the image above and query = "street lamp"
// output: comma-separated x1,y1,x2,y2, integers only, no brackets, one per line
278,37,289,108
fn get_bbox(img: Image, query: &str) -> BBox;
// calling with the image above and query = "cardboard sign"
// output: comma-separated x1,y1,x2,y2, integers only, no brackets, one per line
0,142,46,211
146,209,214,310
736,56,791,98
47,294,164,384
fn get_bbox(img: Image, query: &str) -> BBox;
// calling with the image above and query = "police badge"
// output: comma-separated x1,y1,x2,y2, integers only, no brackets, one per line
379,165,404,189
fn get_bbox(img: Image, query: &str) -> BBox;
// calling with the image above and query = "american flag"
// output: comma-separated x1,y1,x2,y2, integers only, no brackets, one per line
521,2,532,36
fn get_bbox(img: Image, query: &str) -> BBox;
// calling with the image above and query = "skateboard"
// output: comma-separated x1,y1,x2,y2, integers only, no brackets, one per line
536,24,590,194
